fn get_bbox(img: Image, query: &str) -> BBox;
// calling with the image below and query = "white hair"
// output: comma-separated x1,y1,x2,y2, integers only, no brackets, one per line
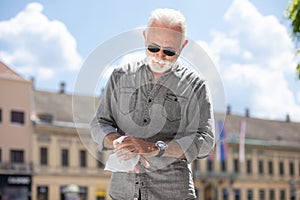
147,8,186,36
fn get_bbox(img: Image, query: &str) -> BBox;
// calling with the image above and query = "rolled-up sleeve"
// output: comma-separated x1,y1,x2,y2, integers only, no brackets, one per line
175,81,215,163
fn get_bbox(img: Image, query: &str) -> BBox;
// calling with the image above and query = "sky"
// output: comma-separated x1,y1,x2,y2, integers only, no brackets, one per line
1,0,300,122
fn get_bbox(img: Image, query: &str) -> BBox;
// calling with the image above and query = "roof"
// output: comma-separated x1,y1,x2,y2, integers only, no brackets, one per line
215,113,300,148
0,61,24,80
32,90,300,147
32,90,99,125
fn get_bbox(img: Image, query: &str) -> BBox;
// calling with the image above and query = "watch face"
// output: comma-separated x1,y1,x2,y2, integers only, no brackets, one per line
156,141,167,150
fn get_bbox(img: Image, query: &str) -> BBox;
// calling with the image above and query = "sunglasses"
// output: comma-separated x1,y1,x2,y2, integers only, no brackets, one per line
147,44,177,57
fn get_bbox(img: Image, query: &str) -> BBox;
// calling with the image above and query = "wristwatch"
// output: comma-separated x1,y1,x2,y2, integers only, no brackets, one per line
155,141,168,157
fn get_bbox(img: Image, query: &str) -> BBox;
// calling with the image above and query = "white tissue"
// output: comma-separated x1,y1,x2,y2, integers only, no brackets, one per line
104,136,140,172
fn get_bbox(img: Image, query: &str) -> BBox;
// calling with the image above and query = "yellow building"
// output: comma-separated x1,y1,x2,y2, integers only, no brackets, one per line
0,61,33,199
1,62,299,200
31,87,300,200
31,89,111,200
193,112,300,200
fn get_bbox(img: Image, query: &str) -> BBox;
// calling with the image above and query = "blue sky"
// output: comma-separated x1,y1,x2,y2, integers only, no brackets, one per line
1,0,300,122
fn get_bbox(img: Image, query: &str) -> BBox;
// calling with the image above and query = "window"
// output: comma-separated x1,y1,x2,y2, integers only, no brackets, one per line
289,161,294,176
269,189,275,200
234,189,240,200
279,161,284,175
11,110,25,124
0,108,2,123
193,159,199,172
61,149,69,167
80,150,87,167
222,188,228,200
268,161,273,175
247,189,253,200
0,148,2,163
246,159,252,174
37,186,48,200
207,160,213,172
233,159,239,173
97,152,104,168
40,147,48,166
10,150,24,163
259,189,265,200
79,187,88,200
258,160,264,174
221,161,227,172
280,189,285,200
291,188,296,200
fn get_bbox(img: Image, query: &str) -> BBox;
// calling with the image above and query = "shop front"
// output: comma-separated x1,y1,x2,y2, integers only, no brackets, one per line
0,174,32,200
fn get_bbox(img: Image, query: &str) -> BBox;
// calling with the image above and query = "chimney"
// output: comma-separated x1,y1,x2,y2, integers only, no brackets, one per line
245,108,250,117
285,114,290,122
226,105,231,115
59,81,65,94
30,76,35,89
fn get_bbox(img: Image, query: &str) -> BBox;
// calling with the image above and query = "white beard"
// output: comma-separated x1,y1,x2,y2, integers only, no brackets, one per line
146,55,175,73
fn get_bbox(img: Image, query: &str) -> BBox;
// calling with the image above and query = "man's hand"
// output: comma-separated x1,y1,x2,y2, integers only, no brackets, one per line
114,135,158,159
113,135,158,172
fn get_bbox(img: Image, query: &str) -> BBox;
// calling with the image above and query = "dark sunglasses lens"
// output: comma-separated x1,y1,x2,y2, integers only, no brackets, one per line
147,45,160,53
163,50,176,56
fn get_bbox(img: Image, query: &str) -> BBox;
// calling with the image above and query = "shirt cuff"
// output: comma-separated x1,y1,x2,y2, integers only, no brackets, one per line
90,123,116,151
174,135,201,163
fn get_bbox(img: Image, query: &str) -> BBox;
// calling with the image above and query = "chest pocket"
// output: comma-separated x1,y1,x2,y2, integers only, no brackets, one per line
161,93,187,122
119,87,138,115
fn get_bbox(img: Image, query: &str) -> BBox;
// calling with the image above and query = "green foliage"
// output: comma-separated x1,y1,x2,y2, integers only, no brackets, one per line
286,0,300,42
286,0,300,79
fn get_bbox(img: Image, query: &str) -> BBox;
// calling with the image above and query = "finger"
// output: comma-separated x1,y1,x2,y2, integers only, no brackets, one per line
139,156,150,168
114,142,132,152
116,149,129,157
124,152,138,160
134,165,140,173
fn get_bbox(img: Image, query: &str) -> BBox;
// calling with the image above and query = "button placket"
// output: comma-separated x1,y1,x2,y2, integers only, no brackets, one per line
133,175,140,199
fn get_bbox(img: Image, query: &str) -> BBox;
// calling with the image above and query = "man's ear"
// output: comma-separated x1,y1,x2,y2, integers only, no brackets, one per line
143,30,146,40
181,39,188,50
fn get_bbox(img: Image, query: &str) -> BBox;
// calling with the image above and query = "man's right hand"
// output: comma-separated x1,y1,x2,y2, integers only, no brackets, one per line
103,132,122,149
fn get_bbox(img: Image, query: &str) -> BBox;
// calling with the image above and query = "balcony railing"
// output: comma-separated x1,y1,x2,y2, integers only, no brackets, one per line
0,162,32,174
193,171,238,181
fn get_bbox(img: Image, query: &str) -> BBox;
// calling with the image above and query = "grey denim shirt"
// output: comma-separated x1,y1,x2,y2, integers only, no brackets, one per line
90,59,215,200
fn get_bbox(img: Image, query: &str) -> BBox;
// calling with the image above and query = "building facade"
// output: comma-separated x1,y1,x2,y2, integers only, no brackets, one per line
0,62,33,199
31,90,111,200
0,62,299,200
193,113,300,200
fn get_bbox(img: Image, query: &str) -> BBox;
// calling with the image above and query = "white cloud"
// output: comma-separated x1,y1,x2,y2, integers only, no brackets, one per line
201,0,300,121
0,2,82,80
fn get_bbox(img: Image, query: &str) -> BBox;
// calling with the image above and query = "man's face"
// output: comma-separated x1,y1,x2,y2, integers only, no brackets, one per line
144,23,186,64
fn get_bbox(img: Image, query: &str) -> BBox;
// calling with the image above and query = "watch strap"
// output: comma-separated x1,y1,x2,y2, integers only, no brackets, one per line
156,148,165,157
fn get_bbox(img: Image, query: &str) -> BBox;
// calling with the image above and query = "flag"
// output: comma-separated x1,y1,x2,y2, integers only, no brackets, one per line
239,120,246,162
206,141,215,161
216,120,227,162
207,148,215,161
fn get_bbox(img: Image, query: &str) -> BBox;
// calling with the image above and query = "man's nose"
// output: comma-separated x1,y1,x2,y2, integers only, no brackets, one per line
156,49,166,59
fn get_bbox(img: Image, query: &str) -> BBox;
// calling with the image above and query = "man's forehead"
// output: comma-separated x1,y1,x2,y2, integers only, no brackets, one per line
146,27,183,46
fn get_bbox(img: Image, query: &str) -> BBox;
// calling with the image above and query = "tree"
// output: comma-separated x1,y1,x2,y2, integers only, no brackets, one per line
285,0,300,78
